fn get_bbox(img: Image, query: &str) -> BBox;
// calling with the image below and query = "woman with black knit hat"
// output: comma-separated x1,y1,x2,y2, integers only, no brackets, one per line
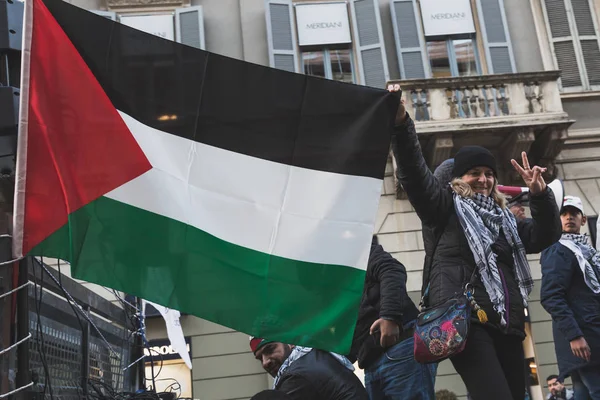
389,92,561,400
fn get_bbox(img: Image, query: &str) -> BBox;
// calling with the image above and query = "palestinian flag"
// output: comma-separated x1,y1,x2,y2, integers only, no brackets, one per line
14,0,398,352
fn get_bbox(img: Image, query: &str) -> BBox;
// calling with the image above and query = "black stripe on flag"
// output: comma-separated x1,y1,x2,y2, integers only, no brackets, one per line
42,0,398,180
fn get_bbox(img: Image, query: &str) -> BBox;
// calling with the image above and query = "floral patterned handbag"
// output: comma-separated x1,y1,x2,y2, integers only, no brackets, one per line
413,289,471,364
413,265,487,364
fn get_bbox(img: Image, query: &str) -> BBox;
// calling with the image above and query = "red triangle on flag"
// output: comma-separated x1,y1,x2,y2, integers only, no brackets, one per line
18,0,152,255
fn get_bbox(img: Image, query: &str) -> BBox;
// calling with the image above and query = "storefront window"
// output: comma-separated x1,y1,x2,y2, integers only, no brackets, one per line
144,338,192,398
426,37,480,78
302,48,355,83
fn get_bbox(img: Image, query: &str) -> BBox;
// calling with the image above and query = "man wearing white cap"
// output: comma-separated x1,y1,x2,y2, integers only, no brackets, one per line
541,196,600,399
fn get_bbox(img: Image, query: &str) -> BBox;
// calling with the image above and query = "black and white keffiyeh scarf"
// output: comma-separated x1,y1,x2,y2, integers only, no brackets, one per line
453,192,533,326
273,346,354,388
559,233,600,293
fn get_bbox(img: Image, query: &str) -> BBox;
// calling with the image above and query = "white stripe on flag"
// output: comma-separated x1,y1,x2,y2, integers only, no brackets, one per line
105,111,383,270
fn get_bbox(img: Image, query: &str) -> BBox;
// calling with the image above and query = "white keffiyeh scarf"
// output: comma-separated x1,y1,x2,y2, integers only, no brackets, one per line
454,192,533,326
273,346,354,388
559,233,600,293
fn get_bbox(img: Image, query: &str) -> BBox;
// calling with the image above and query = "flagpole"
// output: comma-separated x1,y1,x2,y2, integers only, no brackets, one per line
13,0,29,392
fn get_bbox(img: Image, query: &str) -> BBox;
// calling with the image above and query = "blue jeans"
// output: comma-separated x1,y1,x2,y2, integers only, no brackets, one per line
572,366,600,400
365,335,437,400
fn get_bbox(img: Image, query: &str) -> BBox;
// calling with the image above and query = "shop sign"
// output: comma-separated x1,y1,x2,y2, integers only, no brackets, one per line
420,0,475,37
120,14,175,40
144,338,191,361
295,2,352,46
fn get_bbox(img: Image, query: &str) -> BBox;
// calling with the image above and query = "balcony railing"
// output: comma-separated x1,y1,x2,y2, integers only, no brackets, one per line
387,71,574,189
388,71,565,123
107,0,188,9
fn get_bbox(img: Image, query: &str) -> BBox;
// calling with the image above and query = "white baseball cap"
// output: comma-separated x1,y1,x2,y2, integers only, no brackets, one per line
562,195,585,215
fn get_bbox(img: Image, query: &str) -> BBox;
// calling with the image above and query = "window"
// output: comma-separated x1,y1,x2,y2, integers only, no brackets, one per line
426,37,480,78
91,7,206,50
301,48,355,83
542,0,600,91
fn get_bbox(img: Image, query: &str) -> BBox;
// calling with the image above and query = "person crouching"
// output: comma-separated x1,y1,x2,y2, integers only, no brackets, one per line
250,337,368,400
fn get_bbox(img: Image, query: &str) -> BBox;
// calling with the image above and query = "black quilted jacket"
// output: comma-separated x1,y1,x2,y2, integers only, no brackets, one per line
276,349,368,400
347,239,419,368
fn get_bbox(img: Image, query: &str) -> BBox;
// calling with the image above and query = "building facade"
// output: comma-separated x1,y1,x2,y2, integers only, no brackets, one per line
66,0,600,399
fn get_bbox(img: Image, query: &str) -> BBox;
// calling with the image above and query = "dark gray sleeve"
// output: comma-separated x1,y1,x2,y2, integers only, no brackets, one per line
517,187,562,254
391,116,452,227
369,245,408,326
278,375,321,400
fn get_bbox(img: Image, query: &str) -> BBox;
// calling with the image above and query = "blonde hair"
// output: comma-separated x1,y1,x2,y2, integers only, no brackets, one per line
451,178,507,209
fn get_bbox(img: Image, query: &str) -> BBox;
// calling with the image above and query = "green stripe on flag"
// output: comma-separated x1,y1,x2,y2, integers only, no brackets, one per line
30,196,365,353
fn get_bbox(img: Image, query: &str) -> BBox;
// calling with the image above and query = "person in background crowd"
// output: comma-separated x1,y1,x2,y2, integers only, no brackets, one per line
436,390,458,400
546,375,574,400
541,196,600,400
509,193,528,222
389,88,562,400
510,203,527,221
250,337,368,400
348,236,436,400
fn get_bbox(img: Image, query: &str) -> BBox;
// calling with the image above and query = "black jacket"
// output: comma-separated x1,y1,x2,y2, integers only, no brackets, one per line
392,116,561,336
275,349,369,400
541,242,600,378
347,240,419,368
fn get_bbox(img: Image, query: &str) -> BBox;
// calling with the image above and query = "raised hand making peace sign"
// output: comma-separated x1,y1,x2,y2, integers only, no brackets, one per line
510,152,547,195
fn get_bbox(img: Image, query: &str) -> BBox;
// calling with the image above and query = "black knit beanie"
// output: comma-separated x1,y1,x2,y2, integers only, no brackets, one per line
452,146,497,178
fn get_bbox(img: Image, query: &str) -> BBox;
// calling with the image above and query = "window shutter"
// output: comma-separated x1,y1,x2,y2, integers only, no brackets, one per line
542,0,583,88
555,41,583,87
350,0,389,87
390,0,427,79
91,10,117,21
476,0,515,74
572,0,595,36
265,0,299,73
581,40,600,86
572,0,600,88
175,6,206,50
